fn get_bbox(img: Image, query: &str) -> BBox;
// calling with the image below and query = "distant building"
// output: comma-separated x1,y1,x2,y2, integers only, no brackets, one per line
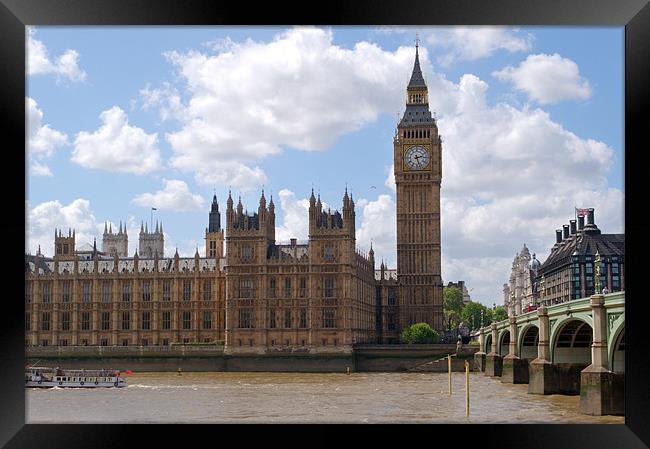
537,208,624,305
375,262,399,343
446,280,471,304
503,244,541,315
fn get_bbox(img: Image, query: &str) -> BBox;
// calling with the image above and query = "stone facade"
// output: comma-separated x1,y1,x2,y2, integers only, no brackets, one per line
393,41,443,333
25,43,444,350
503,244,540,315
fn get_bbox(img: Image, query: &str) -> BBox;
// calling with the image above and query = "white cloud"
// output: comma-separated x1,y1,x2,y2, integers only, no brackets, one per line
27,199,98,256
72,106,162,174
26,97,68,176
27,27,87,82
433,73,619,304
145,27,422,190
132,179,205,212
355,195,396,265
493,53,592,104
30,161,53,177
362,69,620,305
378,27,532,66
384,163,396,192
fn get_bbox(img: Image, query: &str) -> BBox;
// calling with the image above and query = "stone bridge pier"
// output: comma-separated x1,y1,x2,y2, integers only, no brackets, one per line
484,323,502,376
501,315,529,384
473,292,625,416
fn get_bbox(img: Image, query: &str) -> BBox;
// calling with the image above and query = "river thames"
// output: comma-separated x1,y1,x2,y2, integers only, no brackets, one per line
26,372,624,424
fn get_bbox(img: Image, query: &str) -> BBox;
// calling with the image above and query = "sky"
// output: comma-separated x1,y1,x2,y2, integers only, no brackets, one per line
25,26,624,306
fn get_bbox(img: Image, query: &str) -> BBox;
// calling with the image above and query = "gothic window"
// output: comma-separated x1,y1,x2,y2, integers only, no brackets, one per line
82,282,91,303
41,312,50,331
122,281,131,302
203,280,212,301
25,313,31,331
101,312,110,330
142,281,151,302
388,287,396,306
269,308,276,328
25,281,31,304
141,311,151,330
324,277,335,298
299,277,307,298
102,281,111,303
162,311,171,330
238,308,253,328
42,283,51,304
387,313,396,330
63,244,69,254
240,278,254,299
284,278,292,298
62,281,71,303
183,280,191,301
121,312,130,330
203,311,212,330
269,278,276,298
300,309,308,328
183,311,191,330
60,312,70,331
324,244,335,262
323,308,336,328
284,309,292,328
241,245,253,263
163,280,171,301
81,312,90,330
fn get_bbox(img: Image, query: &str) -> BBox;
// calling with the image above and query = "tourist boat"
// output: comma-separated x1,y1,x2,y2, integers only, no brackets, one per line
25,366,127,388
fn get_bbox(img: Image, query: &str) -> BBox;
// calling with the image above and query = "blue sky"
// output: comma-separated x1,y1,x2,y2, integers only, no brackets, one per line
26,26,624,305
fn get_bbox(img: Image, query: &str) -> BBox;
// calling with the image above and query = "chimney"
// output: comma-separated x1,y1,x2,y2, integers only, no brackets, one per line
570,220,577,235
563,225,570,240
587,208,595,225
555,230,563,244
578,215,585,231
290,238,297,246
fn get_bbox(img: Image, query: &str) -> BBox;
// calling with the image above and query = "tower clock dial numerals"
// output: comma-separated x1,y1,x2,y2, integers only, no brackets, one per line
405,145,430,170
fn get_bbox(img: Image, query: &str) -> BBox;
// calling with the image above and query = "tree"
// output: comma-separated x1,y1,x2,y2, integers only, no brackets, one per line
492,305,508,323
460,301,491,332
402,322,440,344
443,287,464,333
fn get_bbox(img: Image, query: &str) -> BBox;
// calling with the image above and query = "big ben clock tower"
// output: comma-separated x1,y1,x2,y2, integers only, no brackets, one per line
394,39,443,332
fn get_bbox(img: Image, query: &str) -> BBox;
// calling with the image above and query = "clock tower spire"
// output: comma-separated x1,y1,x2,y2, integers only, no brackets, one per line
393,40,443,333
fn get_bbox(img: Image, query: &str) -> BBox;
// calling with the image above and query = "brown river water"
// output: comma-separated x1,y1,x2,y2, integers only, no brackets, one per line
26,372,624,424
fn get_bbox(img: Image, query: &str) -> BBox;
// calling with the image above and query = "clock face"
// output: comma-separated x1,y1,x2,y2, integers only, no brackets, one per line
405,145,430,170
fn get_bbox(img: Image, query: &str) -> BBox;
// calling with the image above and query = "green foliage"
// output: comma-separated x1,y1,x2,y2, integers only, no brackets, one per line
443,287,464,332
460,301,491,331
492,306,508,323
402,322,440,344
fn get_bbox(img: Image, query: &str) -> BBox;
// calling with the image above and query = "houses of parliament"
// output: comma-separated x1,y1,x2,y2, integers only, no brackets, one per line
24,43,444,353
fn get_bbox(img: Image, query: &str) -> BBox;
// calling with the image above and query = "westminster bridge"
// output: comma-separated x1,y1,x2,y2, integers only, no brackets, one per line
472,291,625,416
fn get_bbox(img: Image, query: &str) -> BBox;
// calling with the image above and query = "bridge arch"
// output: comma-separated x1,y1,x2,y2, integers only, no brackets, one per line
498,330,510,356
609,321,625,373
551,317,593,364
518,323,539,361
484,333,492,353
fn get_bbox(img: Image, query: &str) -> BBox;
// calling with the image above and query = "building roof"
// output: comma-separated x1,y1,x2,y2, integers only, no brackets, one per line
540,231,624,274
407,45,426,88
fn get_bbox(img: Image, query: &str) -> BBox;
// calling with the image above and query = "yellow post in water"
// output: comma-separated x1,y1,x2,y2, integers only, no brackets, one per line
448,354,452,395
465,359,470,417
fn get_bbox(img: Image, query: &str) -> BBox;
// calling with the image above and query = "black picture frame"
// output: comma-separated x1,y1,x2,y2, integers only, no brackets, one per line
1,0,648,447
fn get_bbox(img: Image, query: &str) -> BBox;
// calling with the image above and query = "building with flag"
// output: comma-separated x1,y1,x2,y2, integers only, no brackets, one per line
537,208,625,306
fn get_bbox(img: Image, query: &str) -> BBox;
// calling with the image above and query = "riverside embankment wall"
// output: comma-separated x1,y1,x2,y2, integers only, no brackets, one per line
26,345,479,373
